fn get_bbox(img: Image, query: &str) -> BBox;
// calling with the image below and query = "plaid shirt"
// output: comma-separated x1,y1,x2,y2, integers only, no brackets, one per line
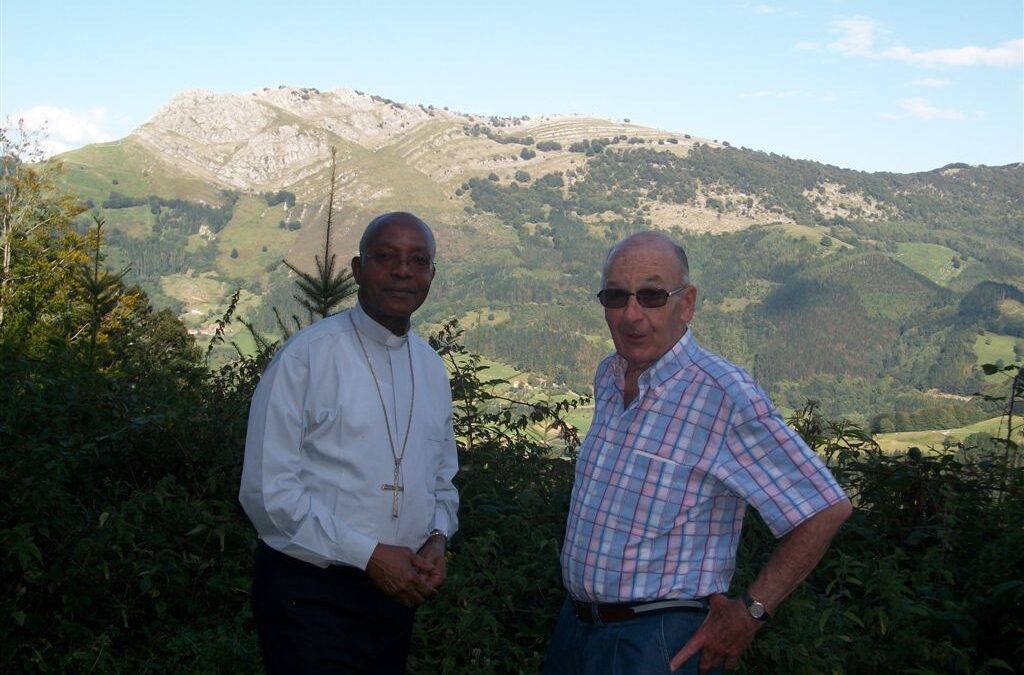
561,331,847,603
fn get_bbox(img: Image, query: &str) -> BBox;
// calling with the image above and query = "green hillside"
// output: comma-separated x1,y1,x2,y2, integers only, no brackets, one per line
54,88,1024,431
875,415,1011,454
891,241,962,286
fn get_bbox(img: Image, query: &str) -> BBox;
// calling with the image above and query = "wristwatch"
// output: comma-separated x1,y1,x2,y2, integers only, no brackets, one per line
428,528,448,543
742,591,770,622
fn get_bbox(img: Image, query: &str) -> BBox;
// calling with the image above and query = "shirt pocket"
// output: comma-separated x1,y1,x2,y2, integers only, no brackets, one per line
610,449,696,539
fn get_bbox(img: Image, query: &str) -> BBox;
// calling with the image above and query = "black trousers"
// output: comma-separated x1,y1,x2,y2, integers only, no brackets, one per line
252,541,416,675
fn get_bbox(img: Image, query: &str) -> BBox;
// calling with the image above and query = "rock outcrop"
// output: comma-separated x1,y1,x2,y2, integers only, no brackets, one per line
130,86,453,190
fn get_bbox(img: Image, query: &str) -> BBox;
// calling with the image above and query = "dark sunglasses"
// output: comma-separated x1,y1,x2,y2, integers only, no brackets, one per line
596,284,688,309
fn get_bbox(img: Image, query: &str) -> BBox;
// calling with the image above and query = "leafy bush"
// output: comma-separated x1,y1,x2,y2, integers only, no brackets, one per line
2,132,1022,674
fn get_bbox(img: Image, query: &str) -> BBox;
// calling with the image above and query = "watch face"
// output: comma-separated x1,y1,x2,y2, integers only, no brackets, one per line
744,593,767,620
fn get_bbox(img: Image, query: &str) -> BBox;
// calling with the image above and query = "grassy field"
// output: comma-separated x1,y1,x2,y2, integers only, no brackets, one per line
161,273,260,330
1000,298,1024,319
99,205,155,238
563,404,595,436
60,139,222,204
874,415,1010,454
972,331,1022,383
771,222,853,250
891,242,961,286
215,194,299,281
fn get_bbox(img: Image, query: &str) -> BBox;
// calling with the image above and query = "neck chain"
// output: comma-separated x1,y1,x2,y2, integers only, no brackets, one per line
350,313,415,518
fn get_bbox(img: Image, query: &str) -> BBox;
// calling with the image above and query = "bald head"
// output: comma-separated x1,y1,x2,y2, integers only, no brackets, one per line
602,231,690,287
359,211,436,259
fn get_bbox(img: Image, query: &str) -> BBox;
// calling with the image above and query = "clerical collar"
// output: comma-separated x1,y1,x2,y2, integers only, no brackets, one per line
351,303,410,349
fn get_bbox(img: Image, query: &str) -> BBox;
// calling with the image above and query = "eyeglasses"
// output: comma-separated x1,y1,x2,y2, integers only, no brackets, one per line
596,284,688,308
364,251,434,272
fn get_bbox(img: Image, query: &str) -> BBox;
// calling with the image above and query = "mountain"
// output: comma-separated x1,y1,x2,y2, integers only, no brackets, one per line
56,85,1024,431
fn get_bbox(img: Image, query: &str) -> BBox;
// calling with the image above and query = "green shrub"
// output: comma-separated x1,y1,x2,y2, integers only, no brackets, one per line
2,137,1022,672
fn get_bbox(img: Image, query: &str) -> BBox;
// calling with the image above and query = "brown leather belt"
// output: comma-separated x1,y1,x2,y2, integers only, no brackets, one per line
571,598,707,624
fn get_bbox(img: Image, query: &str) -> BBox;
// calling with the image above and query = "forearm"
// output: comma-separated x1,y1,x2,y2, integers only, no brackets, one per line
747,499,852,612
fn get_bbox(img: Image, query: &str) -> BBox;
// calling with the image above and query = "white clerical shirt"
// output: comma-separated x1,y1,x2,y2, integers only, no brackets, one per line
239,303,459,569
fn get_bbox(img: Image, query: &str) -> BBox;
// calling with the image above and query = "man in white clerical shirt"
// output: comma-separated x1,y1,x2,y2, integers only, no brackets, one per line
239,212,459,675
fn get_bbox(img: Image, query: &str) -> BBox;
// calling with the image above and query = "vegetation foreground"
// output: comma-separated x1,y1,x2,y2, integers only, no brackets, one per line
2,129,1023,674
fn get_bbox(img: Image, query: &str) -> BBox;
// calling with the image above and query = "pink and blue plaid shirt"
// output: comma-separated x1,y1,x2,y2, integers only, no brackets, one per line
561,331,847,603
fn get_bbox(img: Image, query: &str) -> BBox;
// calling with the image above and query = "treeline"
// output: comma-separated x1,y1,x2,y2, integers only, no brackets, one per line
104,228,217,280
95,191,243,283
472,310,609,392
467,147,701,219
464,123,534,146
262,189,296,208
103,190,239,235
772,375,999,432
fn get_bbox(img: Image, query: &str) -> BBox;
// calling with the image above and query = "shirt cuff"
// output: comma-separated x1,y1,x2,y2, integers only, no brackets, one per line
431,514,453,539
340,529,379,570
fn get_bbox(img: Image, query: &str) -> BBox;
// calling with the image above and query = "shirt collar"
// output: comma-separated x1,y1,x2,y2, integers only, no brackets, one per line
351,303,410,349
611,329,697,389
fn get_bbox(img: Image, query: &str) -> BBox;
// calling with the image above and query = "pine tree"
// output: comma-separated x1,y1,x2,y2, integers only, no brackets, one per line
282,148,355,326
75,215,130,368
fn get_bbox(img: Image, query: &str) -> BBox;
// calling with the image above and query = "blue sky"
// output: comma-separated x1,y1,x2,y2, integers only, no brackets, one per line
3,0,1021,172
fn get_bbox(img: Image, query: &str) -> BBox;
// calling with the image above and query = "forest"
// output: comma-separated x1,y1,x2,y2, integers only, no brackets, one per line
2,128,1023,673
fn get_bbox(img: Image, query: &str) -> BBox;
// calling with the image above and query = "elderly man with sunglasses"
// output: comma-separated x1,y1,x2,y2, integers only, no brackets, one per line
543,231,851,675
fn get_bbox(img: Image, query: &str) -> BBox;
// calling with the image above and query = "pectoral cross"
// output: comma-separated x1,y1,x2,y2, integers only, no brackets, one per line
381,462,404,518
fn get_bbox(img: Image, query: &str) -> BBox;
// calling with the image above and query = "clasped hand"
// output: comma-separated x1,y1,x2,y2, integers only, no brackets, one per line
366,537,447,608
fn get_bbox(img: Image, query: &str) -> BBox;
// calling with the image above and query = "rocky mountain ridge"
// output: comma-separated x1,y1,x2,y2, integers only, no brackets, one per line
127,85,711,199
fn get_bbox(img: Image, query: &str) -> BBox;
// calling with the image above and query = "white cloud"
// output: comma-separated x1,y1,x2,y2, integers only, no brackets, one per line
753,4,777,15
898,97,966,121
7,106,113,157
828,16,883,57
912,78,952,88
828,17,1022,69
882,40,1023,68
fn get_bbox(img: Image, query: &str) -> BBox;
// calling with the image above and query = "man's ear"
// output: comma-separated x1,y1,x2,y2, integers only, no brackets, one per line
351,256,362,283
679,284,697,323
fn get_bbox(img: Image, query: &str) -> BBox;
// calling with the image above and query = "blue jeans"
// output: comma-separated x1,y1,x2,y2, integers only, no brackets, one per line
542,597,718,675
